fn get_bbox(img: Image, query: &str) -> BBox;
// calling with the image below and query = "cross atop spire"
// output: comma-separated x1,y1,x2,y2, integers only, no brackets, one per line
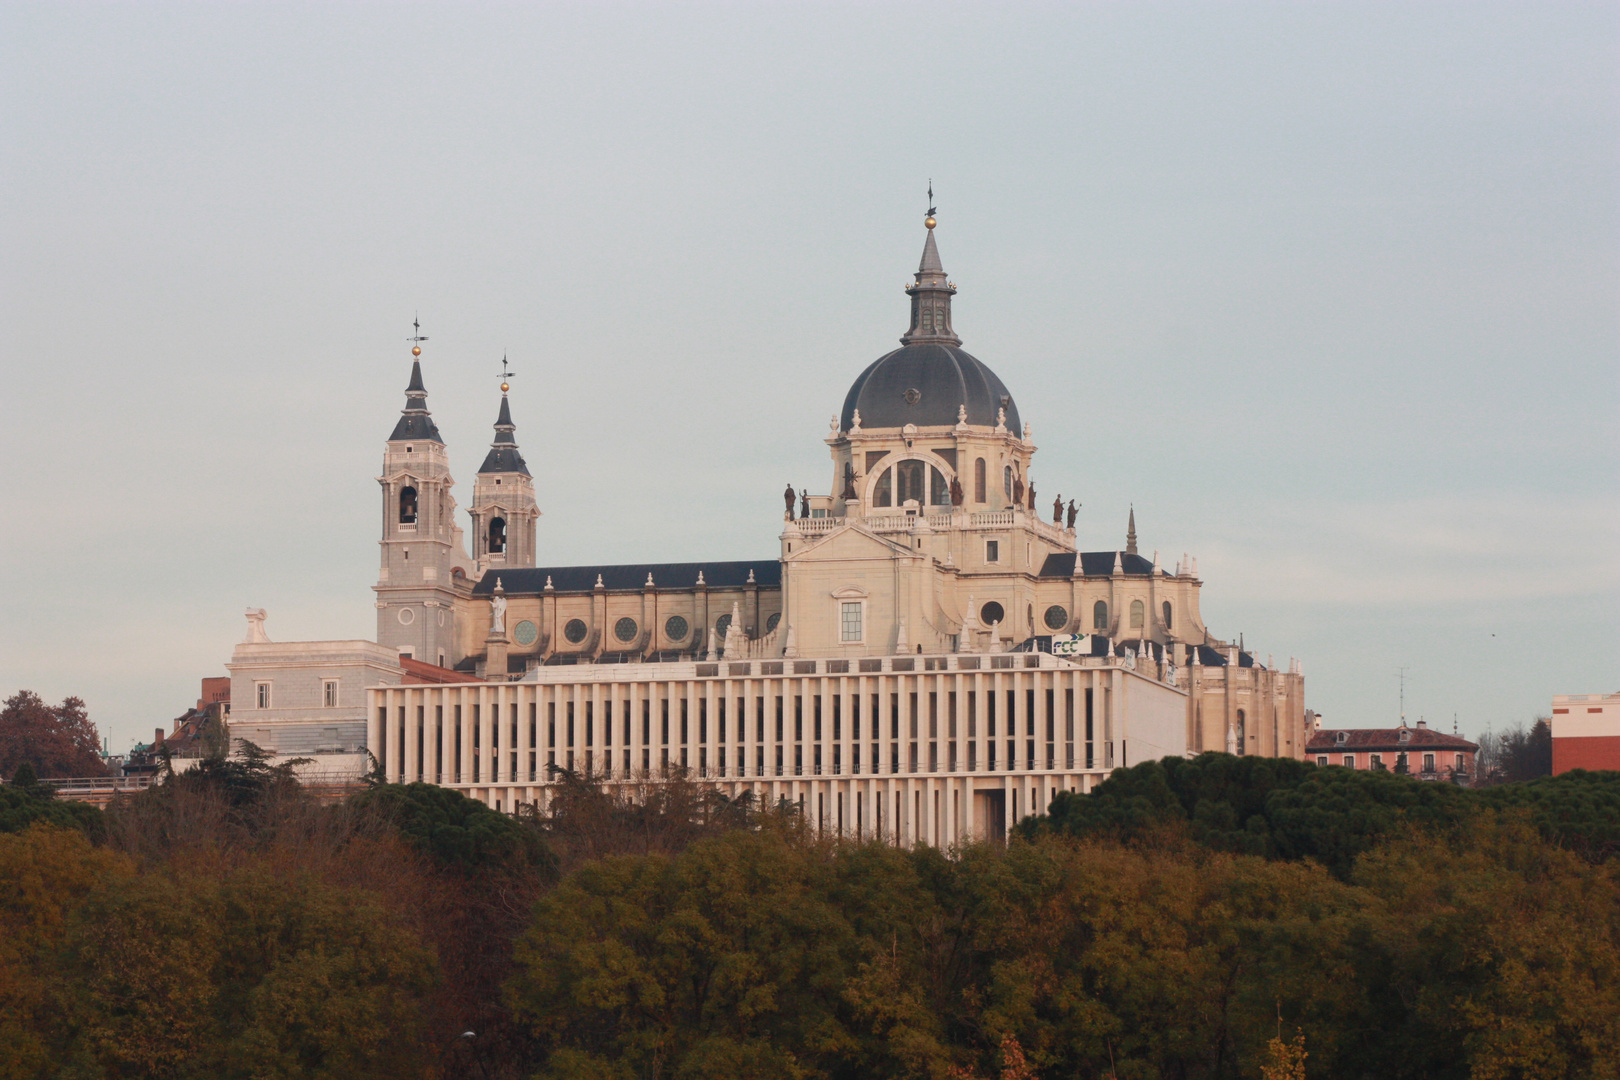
901,186,961,346
389,318,443,443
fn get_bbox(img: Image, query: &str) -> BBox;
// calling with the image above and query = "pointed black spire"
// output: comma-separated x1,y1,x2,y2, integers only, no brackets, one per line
1126,506,1138,556
478,392,530,475
389,359,443,443
900,193,962,346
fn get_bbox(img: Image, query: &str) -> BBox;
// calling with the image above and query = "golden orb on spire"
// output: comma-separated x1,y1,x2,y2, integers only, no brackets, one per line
500,381,510,393
925,215,936,230
411,345,421,357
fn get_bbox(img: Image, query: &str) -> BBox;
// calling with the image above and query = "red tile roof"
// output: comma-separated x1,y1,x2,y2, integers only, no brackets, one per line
1309,725,1478,753
401,657,479,684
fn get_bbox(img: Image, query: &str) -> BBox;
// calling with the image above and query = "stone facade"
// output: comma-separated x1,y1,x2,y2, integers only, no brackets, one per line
227,210,1311,842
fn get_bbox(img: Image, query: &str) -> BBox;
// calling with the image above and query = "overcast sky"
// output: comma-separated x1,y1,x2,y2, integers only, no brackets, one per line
3,3,1615,754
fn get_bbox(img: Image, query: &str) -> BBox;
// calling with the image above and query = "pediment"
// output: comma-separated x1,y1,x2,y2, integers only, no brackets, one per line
789,522,916,562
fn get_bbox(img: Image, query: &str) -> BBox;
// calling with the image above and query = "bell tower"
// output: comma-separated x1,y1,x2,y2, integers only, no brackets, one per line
469,369,539,577
374,322,471,668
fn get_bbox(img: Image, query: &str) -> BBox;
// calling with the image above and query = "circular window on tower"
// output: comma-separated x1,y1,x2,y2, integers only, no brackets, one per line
664,615,689,642
563,619,588,644
765,612,781,634
979,601,1005,626
715,613,732,641
397,607,415,626
1044,605,1069,631
513,620,538,646
614,617,638,643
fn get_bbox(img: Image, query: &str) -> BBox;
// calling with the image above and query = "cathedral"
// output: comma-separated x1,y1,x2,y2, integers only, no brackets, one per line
226,210,1308,844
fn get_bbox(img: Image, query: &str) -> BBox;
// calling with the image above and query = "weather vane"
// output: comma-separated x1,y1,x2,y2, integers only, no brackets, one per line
407,316,428,358
925,180,937,229
499,353,514,394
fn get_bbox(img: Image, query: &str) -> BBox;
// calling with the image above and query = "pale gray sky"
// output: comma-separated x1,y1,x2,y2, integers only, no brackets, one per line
3,3,1615,754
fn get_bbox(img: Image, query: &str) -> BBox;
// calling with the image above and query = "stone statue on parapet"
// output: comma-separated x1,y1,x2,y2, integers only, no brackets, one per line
950,477,965,506
841,462,857,499
800,489,809,519
783,483,796,519
1012,475,1024,505
1066,499,1078,530
1053,495,1063,524
490,580,507,635
1027,481,1036,512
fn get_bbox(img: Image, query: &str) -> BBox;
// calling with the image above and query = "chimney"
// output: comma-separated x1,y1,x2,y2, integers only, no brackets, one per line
154,728,165,745
1416,719,1427,730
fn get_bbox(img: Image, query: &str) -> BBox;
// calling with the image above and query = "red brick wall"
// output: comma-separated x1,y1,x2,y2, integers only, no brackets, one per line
1553,736,1620,774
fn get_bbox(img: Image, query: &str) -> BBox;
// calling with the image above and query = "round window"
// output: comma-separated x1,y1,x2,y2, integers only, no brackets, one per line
664,615,689,641
765,612,781,634
1043,605,1069,631
715,613,732,641
563,619,588,644
614,617,638,643
513,620,538,646
979,601,1005,626
397,607,415,626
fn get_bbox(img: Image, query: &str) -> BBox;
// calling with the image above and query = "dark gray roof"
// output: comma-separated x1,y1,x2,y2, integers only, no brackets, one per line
478,395,530,475
840,343,1021,432
389,361,443,444
1038,551,1158,577
474,560,782,595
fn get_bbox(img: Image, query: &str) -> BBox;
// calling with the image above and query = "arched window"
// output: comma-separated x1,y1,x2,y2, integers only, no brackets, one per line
1162,601,1173,629
1093,601,1108,630
929,466,949,505
398,486,417,524
874,469,893,507
488,517,506,554
896,460,925,504
1235,710,1246,756
1003,465,1013,500
974,458,986,503
1129,600,1145,628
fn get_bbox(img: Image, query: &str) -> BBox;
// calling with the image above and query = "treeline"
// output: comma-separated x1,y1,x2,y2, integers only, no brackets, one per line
1,754,1617,1080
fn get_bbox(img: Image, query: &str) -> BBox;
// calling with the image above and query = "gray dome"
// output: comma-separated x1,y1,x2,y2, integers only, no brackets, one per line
840,343,1021,432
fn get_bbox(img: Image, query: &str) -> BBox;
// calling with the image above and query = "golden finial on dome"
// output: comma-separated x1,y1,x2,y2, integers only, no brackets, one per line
412,346,421,357
500,381,510,393
925,216,936,230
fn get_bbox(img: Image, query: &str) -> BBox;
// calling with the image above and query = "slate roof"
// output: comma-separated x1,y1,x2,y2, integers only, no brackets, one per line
474,560,782,595
478,396,531,476
840,343,1021,433
1309,727,1479,753
389,361,444,443
1038,551,1158,577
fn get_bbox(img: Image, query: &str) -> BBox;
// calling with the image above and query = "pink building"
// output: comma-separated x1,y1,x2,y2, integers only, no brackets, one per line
1551,692,1620,774
1306,721,1476,782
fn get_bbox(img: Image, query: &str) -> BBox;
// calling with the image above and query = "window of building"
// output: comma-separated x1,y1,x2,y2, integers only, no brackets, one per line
614,617,638,643
979,601,1005,627
665,615,689,641
1317,755,1328,766
1339,754,1353,767
1044,605,1068,631
322,680,338,708
488,516,506,554
1235,709,1246,755
985,540,999,563
398,486,418,524
974,458,986,503
1129,600,1145,628
715,613,732,641
255,681,271,709
563,619,588,644
840,602,863,642
1455,753,1465,771
1162,601,1172,629
873,469,892,507
1370,753,1384,770
1093,601,1108,630
1003,465,1013,500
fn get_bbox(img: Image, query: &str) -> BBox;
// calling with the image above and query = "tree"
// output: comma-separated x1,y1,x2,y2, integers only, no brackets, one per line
0,763,103,836
0,691,107,779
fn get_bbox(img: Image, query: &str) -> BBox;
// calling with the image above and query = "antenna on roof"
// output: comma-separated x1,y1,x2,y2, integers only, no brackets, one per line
1397,666,1409,725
